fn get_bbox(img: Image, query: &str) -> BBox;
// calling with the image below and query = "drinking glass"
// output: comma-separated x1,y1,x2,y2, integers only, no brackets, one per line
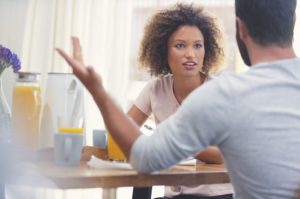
107,132,126,161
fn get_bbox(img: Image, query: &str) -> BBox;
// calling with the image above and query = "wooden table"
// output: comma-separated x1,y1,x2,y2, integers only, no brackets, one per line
16,161,229,189
7,147,230,199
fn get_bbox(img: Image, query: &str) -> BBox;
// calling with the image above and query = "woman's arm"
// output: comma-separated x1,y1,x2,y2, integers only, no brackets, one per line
195,146,224,164
127,105,149,127
128,105,224,164
127,91,224,165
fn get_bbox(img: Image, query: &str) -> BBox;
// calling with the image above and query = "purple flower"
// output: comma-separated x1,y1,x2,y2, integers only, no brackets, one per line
0,45,21,75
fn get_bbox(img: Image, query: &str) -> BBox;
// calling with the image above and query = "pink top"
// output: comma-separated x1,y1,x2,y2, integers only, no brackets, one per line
134,74,180,123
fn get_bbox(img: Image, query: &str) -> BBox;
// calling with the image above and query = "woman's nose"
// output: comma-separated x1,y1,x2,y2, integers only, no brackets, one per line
185,47,196,58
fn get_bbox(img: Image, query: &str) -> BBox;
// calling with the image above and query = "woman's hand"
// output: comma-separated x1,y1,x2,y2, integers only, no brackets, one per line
80,146,108,162
56,37,104,97
195,146,224,164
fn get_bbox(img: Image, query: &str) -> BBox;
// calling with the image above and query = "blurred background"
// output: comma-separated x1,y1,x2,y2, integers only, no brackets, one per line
0,0,300,198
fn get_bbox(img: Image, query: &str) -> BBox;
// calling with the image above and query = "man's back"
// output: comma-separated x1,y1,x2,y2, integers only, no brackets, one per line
216,58,300,198
130,58,300,199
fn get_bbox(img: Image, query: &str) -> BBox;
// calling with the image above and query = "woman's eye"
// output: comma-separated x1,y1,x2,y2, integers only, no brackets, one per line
175,43,185,49
194,43,203,49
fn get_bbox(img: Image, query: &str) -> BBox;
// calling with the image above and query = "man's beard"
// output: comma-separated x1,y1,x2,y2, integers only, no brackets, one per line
236,22,251,66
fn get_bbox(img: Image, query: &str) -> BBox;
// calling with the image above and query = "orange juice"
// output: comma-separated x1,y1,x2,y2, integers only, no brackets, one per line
107,133,126,161
12,73,42,150
57,116,84,134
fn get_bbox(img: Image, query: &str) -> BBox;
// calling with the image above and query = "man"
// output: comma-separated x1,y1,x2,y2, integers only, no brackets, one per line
57,0,300,198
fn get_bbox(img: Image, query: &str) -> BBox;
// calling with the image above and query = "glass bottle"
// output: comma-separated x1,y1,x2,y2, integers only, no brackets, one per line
11,72,42,150
0,76,12,144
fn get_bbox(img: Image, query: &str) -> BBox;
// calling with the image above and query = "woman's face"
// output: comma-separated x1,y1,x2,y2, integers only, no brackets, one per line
167,25,205,77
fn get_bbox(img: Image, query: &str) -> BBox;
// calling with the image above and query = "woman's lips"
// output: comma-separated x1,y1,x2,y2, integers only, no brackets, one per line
183,62,197,70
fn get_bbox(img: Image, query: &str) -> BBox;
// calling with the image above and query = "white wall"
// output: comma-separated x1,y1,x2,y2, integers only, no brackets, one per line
0,0,28,107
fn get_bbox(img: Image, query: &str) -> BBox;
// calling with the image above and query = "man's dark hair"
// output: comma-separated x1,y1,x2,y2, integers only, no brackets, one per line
235,0,297,47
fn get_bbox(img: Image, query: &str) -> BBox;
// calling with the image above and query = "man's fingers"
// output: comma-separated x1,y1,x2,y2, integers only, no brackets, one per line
56,48,76,69
56,48,91,81
72,36,84,63
56,48,83,72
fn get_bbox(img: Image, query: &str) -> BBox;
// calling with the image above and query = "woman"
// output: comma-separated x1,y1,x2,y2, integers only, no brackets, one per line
127,4,232,199
58,3,233,199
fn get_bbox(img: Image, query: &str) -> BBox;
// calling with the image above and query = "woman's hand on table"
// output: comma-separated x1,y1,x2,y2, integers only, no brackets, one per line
81,146,108,162
195,146,224,164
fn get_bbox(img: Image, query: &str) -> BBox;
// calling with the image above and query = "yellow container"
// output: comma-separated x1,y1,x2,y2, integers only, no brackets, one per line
58,127,83,134
57,116,84,135
107,132,126,161
12,72,42,150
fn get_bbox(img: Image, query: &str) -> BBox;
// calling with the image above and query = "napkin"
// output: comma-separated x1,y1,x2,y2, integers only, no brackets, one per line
178,158,197,166
87,156,133,170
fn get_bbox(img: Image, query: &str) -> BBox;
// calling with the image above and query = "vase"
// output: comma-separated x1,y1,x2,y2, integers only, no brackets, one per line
0,76,12,143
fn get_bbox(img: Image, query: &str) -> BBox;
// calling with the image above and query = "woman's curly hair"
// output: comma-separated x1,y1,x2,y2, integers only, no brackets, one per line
139,3,224,76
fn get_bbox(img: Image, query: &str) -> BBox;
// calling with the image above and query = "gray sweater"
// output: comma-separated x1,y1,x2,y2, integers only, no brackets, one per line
130,58,300,199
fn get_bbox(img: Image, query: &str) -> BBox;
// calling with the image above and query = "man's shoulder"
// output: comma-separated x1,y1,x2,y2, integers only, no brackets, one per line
205,71,241,90
246,57,300,76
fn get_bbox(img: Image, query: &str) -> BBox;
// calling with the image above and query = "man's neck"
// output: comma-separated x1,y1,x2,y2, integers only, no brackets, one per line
248,43,297,66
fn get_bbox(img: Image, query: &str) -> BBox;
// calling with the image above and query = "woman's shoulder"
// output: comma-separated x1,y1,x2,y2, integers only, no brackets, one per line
149,74,173,90
149,74,173,84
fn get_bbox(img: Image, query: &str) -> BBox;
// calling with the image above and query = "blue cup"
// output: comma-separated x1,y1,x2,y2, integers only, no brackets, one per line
93,129,107,149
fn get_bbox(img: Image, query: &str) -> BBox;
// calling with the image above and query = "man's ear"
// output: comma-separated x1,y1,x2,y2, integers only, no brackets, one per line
236,17,249,41
293,12,296,26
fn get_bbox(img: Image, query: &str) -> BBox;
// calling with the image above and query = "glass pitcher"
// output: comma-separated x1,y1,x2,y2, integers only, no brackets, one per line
11,72,42,150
